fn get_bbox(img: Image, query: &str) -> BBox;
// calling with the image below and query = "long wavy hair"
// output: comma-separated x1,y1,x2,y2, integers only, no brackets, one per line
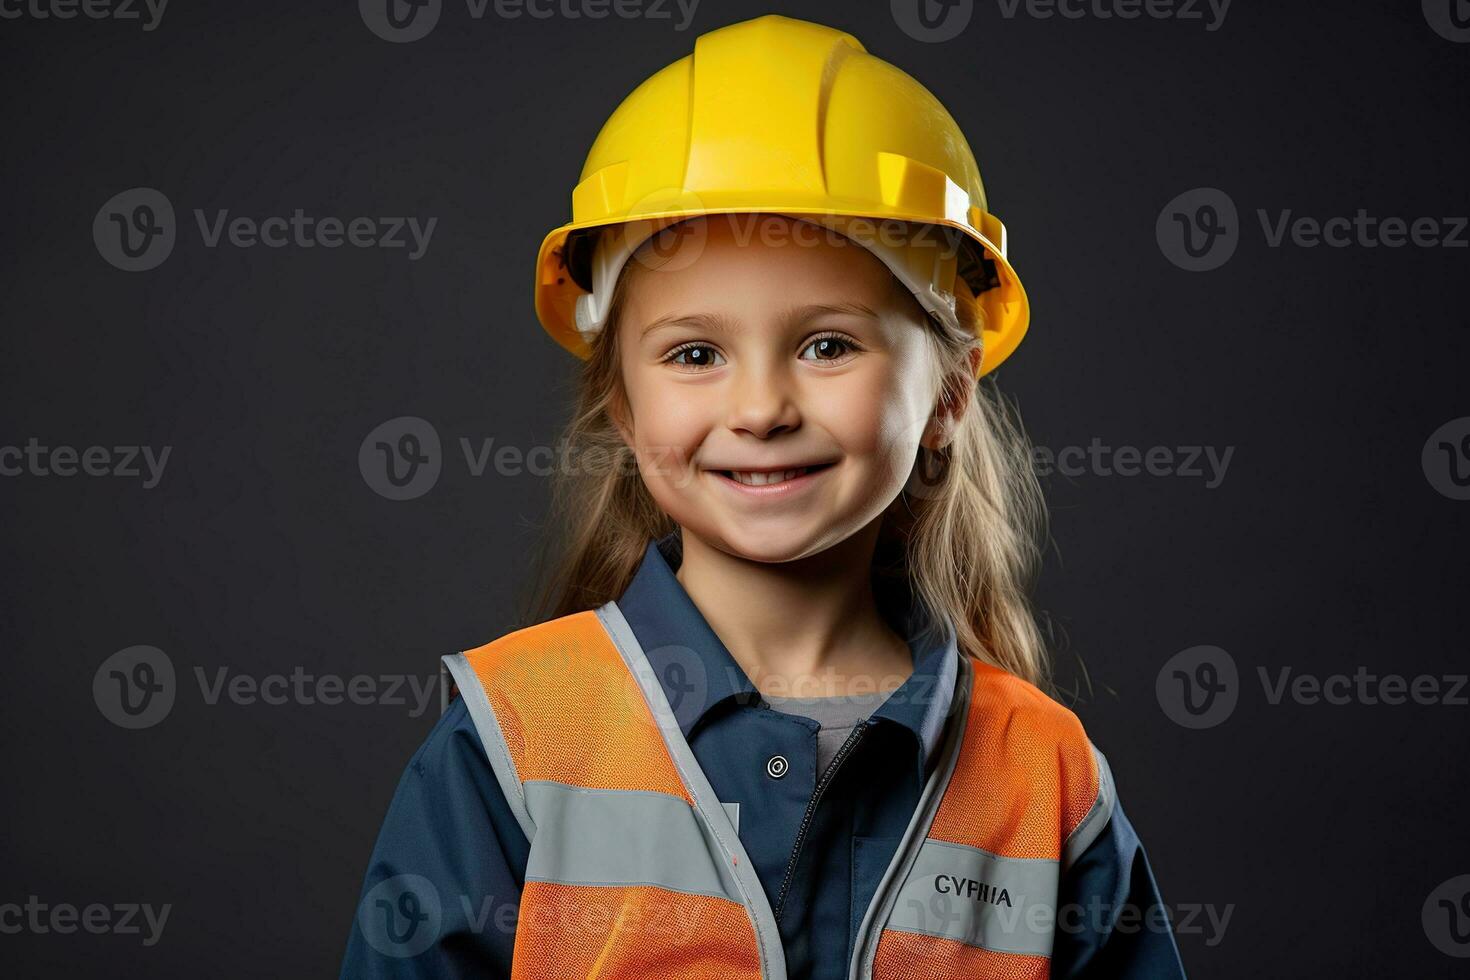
518,222,1053,691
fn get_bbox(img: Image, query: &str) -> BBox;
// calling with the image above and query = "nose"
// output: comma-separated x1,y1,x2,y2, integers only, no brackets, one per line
724,362,801,439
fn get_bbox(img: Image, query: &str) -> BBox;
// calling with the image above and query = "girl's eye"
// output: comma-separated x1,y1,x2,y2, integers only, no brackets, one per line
800,333,858,362
666,344,725,369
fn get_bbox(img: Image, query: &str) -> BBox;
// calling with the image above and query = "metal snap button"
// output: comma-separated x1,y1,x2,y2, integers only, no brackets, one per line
766,755,789,779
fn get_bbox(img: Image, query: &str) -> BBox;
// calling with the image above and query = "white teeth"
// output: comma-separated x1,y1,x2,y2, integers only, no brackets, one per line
728,467,807,486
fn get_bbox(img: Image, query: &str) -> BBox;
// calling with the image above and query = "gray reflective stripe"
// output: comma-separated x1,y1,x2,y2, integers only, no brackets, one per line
595,600,788,980
883,839,1059,958
441,651,537,841
522,781,742,902
439,658,452,716
722,801,741,835
851,654,975,980
1061,743,1116,871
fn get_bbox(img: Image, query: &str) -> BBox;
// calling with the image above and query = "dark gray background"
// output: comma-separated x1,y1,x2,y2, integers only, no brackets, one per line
3,0,1468,976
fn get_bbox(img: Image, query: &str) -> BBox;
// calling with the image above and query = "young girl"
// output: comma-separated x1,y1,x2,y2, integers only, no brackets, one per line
341,14,1185,980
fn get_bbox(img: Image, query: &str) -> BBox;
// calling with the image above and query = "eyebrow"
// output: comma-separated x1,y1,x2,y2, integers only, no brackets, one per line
639,301,881,339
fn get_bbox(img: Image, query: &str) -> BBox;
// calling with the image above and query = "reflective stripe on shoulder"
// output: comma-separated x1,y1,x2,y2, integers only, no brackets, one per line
1061,742,1116,872
522,780,742,902
441,651,537,841
882,839,1059,958
595,599,788,980
851,654,975,980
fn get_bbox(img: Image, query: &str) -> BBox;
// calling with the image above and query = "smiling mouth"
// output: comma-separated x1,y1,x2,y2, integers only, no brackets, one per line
713,462,836,487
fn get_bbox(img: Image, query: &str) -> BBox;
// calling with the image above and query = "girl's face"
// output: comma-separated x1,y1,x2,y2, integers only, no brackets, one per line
613,214,949,565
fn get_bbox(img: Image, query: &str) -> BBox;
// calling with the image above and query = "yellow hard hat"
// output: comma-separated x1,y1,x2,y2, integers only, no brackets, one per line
533,13,1030,377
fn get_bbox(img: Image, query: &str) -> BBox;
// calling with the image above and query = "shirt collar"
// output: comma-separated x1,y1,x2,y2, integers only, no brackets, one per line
614,531,959,771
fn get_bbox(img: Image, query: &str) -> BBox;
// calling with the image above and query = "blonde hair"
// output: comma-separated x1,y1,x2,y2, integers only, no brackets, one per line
520,226,1053,692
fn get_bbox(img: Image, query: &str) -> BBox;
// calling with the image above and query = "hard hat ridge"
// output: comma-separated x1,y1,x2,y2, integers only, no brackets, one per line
533,13,1030,376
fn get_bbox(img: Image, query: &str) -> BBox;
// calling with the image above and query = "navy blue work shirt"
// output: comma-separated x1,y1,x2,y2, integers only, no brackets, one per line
340,533,1187,978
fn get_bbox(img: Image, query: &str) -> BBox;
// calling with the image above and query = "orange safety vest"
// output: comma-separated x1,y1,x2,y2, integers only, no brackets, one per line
442,601,1115,980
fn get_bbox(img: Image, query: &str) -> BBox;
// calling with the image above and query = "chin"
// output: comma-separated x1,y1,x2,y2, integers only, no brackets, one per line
704,522,848,566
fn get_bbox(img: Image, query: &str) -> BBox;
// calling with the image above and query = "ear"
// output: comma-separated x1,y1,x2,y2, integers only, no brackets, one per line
920,348,981,450
608,388,634,447
964,345,983,378
919,411,954,452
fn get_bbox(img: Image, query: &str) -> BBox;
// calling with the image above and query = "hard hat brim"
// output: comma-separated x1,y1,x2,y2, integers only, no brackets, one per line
534,203,1028,378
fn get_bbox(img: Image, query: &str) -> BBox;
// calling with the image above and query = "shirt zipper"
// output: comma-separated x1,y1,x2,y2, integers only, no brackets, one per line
773,719,870,922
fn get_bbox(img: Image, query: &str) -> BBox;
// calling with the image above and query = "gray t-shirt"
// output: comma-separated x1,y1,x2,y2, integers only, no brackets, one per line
762,691,893,778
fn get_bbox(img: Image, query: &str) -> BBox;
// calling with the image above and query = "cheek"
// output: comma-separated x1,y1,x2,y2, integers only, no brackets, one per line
625,381,707,470
823,373,931,461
